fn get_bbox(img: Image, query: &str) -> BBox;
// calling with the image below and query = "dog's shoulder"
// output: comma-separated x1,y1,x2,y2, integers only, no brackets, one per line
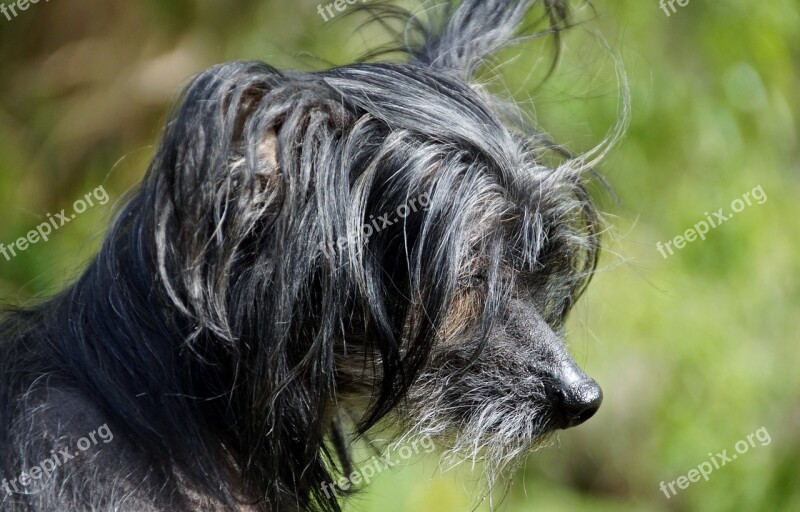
1,381,179,511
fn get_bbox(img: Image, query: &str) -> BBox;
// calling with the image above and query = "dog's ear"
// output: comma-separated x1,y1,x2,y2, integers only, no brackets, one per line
145,62,290,342
251,127,282,210
231,86,281,202
145,61,353,346
140,63,359,506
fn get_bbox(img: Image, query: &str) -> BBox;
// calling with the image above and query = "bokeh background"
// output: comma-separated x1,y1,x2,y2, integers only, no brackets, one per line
0,1,797,511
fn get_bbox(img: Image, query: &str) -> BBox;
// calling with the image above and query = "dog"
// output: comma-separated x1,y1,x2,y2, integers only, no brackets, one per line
0,1,618,510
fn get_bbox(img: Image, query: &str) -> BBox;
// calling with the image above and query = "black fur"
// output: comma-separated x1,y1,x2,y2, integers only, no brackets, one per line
0,1,617,510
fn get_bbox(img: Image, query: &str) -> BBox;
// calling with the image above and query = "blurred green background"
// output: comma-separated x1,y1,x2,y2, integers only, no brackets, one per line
0,1,797,511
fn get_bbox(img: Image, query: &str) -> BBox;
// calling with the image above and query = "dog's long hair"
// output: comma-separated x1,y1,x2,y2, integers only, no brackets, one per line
1,1,622,511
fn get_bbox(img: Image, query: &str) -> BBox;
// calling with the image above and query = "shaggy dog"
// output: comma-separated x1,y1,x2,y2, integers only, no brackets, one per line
0,0,619,510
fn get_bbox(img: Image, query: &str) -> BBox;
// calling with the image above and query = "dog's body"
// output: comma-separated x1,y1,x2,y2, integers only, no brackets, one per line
0,1,613,510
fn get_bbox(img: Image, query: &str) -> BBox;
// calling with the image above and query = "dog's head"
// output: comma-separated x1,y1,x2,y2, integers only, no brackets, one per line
126,0,611,508
323,64,605,482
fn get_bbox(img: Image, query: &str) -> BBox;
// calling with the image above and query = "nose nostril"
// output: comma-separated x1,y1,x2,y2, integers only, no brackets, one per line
559,379,603,428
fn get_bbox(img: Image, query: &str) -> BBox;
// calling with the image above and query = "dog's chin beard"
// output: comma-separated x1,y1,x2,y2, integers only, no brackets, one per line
398,371,558,494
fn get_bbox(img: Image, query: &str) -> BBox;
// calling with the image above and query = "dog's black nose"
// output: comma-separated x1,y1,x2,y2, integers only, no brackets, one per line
553,378,603,428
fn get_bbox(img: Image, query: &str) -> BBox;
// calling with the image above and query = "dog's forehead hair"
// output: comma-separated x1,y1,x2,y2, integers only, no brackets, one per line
321,64,521,167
